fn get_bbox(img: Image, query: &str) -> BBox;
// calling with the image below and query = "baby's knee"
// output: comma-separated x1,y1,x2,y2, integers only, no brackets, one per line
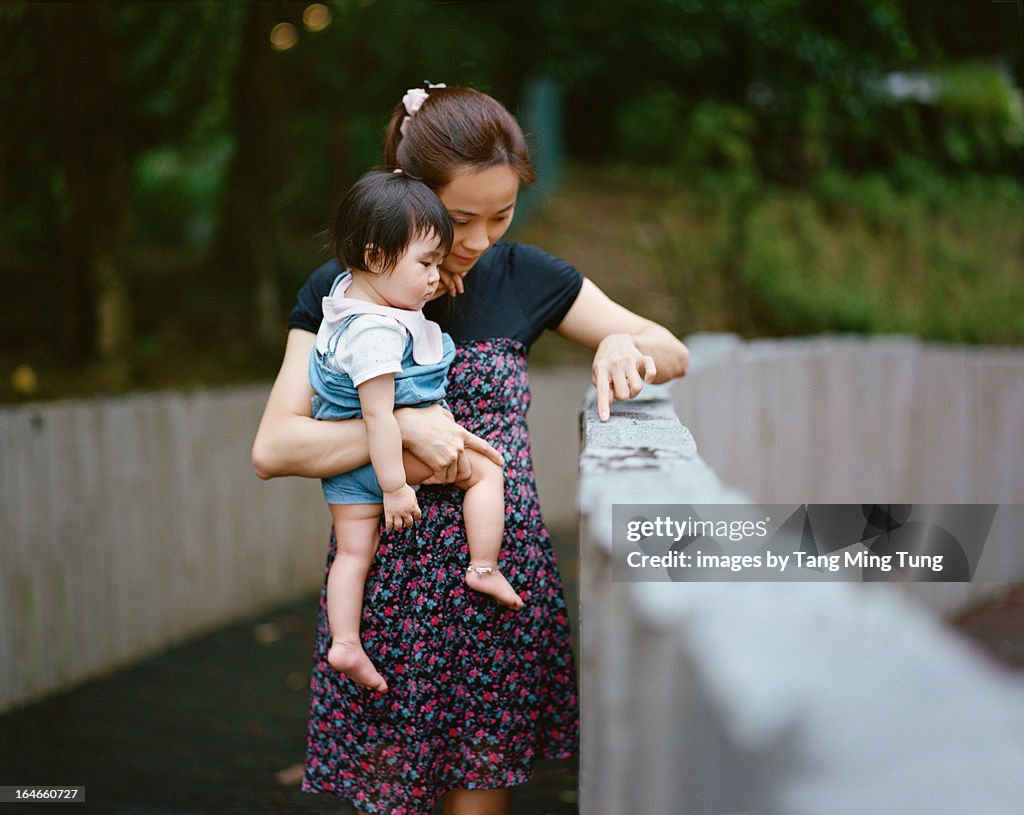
462,450,503,488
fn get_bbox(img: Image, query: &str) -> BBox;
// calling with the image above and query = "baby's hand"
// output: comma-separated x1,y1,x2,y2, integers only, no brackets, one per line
383,485,421,531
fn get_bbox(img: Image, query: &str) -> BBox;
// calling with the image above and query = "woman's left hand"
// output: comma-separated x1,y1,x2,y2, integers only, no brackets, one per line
438,267,465,298
592,333,657,421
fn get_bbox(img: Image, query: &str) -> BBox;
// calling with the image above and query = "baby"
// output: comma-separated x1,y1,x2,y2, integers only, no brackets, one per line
310,170,523,693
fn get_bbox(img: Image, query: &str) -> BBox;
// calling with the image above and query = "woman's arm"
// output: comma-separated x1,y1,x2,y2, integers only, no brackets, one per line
251,328,504,480
251,329,371,479
555,279,690,421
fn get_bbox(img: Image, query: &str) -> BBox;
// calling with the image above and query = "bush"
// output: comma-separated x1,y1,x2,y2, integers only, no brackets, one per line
730,167,1024,342
132,136,232,247
615,86,688,165
937,62,1024,170
679,101,756,174
869,63,1024,175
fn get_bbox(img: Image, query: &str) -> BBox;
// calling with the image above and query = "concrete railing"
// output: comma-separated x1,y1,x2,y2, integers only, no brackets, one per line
673,333,1024,616
672,334,1024,506
0,385,329,713
578,335,1024,815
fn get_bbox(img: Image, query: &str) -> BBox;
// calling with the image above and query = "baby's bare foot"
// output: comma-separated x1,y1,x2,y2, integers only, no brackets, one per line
328,639,388,692
466,565,524,610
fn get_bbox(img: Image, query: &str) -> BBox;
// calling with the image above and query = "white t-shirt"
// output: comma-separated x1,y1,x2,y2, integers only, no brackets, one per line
317,314,409,386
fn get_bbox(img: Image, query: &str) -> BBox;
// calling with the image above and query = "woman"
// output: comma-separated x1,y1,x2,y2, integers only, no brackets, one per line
252,85,689,815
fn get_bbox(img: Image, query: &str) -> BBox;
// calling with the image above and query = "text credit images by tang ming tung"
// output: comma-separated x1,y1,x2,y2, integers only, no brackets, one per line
612,504,1023,583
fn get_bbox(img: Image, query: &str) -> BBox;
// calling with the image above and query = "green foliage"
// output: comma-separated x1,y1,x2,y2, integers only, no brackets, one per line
545,1,1024,181
537,0,931,180
133,136,233,247
615,87,687,164
521,165,1024,353
680,102,757,173
741,168,1024,343
936,63,1024,169
864,63,1024,175
112,2,244,152
615,92,760,175
2,0,1023,396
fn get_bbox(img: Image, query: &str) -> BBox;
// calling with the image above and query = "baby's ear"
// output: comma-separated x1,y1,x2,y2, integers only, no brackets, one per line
364,244,383,274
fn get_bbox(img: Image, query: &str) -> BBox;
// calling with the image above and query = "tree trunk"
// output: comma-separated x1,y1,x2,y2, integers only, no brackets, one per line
211,2,291,349
48,1,132,384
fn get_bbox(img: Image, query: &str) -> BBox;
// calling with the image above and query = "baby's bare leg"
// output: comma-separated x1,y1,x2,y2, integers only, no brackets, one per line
327,503,388,692
456,451,522,609
403,451,522,609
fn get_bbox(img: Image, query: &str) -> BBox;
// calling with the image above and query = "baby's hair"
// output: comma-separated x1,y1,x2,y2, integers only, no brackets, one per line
332,170,454,275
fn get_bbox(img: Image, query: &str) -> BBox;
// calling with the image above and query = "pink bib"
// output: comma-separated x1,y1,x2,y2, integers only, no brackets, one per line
321,276,445,365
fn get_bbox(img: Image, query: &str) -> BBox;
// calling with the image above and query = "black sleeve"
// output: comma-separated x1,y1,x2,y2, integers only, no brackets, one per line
508,243,585,344
287,260,342,333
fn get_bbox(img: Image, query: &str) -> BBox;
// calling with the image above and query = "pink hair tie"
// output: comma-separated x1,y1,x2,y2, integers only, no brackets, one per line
400,82,446,136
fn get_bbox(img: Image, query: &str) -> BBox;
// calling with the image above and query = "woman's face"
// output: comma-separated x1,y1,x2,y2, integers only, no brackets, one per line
437,165,520,281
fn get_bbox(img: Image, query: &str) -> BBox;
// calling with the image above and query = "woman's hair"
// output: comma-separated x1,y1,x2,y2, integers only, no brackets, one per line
332,170,454,275
382,86,536,191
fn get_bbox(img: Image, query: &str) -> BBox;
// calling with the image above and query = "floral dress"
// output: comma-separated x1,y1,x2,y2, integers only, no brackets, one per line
296,243,582,815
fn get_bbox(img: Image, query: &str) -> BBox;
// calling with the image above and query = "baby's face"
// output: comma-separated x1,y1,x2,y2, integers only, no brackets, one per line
371,232,444,311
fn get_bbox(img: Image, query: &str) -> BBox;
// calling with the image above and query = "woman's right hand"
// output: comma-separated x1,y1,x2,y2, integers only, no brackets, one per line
395,404,503,484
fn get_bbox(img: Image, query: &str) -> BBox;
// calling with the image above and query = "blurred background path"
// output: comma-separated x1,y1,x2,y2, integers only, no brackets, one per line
0,531,580,814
